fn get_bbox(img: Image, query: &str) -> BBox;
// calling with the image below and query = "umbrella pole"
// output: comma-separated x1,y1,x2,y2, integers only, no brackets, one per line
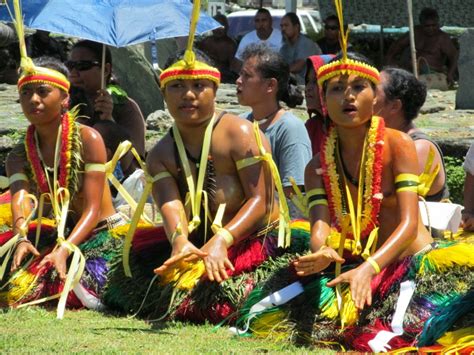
101,44,106,90
407,0,418,78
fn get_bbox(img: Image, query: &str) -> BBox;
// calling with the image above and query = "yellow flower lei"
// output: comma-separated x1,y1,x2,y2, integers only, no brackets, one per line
321,116,385,240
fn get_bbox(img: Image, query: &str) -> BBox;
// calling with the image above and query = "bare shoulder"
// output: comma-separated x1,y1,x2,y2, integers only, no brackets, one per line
219,112,254,139
79,125,107,162
80,124,104,146
6,144,27,175
386,127,414,149
219,112,270,154
146,132,175,173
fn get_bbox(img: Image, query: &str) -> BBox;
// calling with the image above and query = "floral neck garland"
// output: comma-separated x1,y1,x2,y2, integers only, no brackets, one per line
25,111,81,195
320,116,385,239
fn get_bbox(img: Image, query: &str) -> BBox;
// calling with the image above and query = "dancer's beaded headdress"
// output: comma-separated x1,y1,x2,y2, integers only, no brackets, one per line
317,0,380,87
159,0,221,88
9,0,70,92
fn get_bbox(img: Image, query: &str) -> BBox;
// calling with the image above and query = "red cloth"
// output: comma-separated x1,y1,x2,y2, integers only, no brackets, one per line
305,116,325,156
0,191,11,204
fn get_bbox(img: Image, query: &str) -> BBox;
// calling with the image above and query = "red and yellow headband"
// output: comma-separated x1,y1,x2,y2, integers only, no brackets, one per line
317,59,380,86
158,0,220,89
18,66,70,92
9,0,70,93
159,56,221,89
317,0,380,87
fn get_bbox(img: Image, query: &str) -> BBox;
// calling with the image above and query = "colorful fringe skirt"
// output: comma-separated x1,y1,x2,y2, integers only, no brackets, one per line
232,234,474,352
0,220,127,311
102,220,311,323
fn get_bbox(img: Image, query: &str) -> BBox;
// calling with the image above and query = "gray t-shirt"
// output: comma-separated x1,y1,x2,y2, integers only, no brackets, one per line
244,111,312,187
280,34,321,84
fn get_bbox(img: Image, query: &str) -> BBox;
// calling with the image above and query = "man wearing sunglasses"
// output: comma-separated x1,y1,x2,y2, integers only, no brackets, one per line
317,15,343,55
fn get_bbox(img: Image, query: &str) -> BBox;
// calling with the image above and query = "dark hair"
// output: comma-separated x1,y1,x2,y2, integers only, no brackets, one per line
33,56,69,78
72,40,114,84
322,52,377,93
163,48,215,70
283,12,300,28
381,67,427,122
213,13,228,28
241,43,303,108
419,7,439,24
72,40,112,65
256,8,271,17
324,15,339,24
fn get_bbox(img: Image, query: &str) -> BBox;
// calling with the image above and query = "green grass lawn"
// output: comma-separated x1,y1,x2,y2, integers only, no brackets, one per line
0,307,334,353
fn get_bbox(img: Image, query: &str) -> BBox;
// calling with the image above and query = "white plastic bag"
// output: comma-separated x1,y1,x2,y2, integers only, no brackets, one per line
419,201,463,232
113,169,156,222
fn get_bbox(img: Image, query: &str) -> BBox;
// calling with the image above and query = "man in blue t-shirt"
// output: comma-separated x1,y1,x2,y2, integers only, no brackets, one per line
279,12,321,84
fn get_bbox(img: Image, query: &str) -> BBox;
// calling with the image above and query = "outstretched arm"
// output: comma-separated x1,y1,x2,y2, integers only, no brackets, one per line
293,156,344,276
147,139,207,275
441,35,459,85
7,148,41,271
191,122,275,283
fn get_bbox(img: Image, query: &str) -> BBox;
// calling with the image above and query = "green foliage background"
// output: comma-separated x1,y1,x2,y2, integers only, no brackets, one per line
444,156,465,204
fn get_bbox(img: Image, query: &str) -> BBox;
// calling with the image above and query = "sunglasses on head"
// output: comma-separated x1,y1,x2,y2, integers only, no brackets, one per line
325,25,339,31
65,60,101,71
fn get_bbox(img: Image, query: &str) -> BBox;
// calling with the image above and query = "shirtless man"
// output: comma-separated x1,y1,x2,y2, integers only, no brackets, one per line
386,7,458,86
197,14,237,83
149,51,280,283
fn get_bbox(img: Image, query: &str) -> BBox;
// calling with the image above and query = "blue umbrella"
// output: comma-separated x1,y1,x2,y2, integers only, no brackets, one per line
0,0,220,46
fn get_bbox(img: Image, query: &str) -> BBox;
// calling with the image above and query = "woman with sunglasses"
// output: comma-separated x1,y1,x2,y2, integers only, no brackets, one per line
67,40,146,177
2,55,126,315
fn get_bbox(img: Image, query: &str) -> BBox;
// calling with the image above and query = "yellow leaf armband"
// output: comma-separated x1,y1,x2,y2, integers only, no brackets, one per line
307,188,328,209
153,171,172,183
366,256,381,274
9,173,28,185
217,227,234,247
84,163,106,173
57,237,75,255
235,156,261,170
395,173,419,193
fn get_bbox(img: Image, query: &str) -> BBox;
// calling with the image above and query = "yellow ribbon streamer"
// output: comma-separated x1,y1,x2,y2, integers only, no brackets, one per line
172,115,216,235
418,146,440,197
251,121,291,248
289,176,308,217
0,193,38,280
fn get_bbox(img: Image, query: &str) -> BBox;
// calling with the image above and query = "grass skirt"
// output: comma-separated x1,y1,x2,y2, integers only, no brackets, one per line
233,233,474,352
0,220,126,310
102,220,311,323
